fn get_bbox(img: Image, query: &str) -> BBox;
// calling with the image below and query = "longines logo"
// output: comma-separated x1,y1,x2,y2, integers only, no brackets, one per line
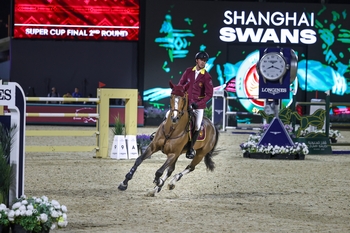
261,88,287,95
215,109,223,115
0,89,11,100
270,131,281,135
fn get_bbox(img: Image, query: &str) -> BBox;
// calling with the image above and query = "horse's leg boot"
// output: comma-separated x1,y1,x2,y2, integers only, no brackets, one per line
186,130,199,159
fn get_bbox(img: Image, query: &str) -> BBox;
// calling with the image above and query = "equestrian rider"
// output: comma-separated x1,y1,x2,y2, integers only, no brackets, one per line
179,51,213,159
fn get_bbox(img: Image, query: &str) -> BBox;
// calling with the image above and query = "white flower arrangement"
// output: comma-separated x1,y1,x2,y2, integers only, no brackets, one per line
240,135,309,155
298,128,342,140
8,195,68,232
0,203,10,227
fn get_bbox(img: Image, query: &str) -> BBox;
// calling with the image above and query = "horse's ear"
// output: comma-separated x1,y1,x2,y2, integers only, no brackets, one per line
169,80,175,89
184,82,190,92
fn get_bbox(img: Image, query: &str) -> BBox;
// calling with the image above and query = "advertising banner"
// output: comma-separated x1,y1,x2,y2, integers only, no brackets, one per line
13,0,140,40
144,1,350,120
258,47,291,99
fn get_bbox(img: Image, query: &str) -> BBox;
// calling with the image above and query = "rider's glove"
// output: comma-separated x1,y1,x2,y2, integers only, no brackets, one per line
191,103,198,109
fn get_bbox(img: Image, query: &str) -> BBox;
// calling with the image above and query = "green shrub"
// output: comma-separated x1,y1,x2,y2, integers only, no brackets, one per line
112,114,124,135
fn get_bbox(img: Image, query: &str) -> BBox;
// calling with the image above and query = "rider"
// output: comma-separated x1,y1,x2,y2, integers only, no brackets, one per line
179,51,213,159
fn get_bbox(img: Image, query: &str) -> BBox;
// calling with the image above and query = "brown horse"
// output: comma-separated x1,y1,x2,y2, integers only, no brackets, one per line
118,80,220,196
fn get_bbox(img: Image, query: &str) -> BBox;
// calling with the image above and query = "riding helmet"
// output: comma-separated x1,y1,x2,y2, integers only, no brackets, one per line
195,51,209,61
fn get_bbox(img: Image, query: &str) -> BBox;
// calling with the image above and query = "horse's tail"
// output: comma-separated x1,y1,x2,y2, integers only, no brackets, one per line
204,125,220,172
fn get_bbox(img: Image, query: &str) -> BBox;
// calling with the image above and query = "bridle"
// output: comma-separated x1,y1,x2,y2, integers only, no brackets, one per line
160,93,190,152
169,95,187,122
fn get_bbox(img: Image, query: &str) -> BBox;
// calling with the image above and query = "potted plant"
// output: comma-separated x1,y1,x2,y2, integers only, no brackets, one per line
110,114,129,159
112,114,124,136
0,203,10,232
204,106,212,119
0,123,16,208
7,196,40,232
8,195,68,233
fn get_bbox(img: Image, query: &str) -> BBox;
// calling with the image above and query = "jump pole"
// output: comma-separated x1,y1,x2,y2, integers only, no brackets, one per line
25,88,137,158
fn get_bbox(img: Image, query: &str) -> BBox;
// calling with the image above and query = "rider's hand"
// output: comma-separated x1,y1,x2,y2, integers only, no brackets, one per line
191,103,198,109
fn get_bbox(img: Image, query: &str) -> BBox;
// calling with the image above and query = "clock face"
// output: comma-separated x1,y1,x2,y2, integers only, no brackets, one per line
258,52,287,81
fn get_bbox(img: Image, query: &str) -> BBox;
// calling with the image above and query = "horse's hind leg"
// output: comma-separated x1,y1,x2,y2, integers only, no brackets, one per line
168,151,203,190
146,154,178,197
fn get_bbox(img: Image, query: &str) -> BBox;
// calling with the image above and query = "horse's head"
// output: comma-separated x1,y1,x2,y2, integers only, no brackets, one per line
168,80,189,124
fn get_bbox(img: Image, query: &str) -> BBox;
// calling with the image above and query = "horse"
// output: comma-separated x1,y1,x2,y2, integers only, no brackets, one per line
118,80,220,196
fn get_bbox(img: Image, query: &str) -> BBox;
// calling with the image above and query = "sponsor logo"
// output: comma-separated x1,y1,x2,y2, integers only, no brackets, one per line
0,89,11,100
219,10,316,44
261,88,287,95
215,109,223,114
270,131,281,135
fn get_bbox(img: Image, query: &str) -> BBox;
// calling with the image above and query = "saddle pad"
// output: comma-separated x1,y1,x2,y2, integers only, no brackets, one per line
188,124,206,141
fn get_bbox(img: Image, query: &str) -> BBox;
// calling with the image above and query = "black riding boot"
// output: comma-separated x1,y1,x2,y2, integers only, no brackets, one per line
186,130,200,159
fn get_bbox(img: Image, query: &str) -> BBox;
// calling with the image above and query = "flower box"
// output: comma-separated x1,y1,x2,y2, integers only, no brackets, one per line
0,224,10,233
6,195,68,233
243,152,305,160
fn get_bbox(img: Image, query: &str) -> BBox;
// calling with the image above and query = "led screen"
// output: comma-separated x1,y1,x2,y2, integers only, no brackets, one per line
144,1,350,122
13,0,139,40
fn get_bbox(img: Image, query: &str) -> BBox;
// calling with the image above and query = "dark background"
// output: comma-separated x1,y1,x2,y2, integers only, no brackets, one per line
10,40,138,97
0,0,349,103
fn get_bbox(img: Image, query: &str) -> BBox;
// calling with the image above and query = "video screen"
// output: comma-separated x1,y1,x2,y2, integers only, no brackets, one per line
13,0,139,40
143,1,350,122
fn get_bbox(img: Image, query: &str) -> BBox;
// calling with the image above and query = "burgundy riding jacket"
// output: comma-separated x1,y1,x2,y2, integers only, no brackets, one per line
178,66,214,109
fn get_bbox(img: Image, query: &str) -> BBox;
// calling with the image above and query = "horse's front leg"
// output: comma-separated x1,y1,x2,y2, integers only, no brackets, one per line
118,146,154,191
146,153,178,197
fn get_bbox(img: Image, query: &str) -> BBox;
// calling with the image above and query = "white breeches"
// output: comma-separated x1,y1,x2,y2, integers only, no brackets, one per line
192,109,203,131
166,109,203,131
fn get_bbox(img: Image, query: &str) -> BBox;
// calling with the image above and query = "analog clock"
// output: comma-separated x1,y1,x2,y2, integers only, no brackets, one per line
257,52,288,84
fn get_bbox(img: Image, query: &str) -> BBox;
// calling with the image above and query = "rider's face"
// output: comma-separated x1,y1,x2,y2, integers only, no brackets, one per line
196,58,207,69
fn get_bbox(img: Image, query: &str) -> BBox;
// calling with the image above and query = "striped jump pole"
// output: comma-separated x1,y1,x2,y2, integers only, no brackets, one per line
25,88,138,158
26,113,99,118
26,97,100,103
25,96,100,153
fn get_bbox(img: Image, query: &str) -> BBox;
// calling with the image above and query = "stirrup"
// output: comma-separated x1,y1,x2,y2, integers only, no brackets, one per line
186,148,196,159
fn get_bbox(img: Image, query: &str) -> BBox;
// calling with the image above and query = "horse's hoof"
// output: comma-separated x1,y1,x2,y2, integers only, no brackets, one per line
145,190,155,197
168,184,175,190
118,182,128,191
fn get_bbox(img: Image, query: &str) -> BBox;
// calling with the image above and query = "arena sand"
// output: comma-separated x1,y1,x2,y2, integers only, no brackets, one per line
24,126,350,233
